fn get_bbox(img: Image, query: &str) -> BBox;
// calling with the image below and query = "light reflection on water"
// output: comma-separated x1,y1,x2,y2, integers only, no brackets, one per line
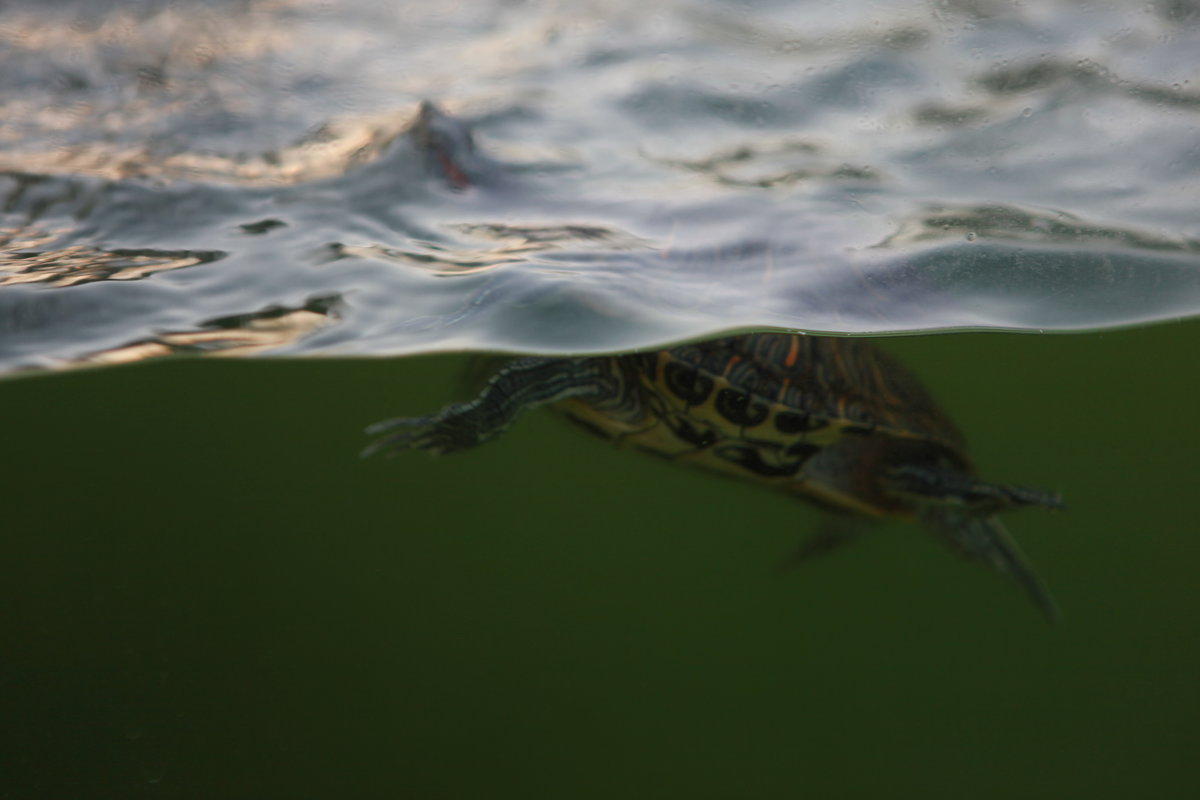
0,0,1198,376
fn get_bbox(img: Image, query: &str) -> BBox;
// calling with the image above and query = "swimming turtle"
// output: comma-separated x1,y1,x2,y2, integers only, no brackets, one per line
366,333,1063,618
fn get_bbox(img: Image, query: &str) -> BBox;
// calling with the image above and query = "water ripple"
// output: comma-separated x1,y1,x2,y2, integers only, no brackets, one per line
1,0,1198,377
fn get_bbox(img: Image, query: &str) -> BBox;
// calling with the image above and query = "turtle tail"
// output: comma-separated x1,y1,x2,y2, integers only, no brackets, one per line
920,505,1061,622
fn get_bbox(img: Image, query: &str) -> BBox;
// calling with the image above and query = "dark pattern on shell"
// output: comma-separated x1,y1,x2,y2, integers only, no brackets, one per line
713,388,768,428
783,441,822,460
662,361,714,406
713,444,810,478
641,333,965,452
774,410,827,434
664,414,719,449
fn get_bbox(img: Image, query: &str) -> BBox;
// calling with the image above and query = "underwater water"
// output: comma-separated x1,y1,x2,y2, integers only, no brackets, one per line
2,0,1199,797
4,324,1199,797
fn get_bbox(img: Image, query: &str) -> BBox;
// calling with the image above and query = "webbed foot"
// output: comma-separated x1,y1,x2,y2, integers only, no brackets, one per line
363,356,613,459
362,403,492,457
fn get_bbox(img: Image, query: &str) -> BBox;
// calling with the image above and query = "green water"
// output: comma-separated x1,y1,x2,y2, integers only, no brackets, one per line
3,322,1197,797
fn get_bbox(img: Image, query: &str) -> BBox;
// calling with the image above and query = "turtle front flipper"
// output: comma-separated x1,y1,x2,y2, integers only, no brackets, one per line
921,507,1061,622
364,356,612,457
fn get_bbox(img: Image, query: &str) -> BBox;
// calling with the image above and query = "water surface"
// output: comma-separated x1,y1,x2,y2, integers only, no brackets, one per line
1,0,1198,375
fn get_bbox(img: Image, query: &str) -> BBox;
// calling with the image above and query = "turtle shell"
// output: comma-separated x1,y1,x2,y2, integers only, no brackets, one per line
556,333,971,518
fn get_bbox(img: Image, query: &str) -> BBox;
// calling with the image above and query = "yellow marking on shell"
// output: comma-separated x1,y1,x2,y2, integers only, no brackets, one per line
556,394,649,438
564,383,903,516
650,350,934,450
775,378,790,406
559,347,937,519
625,421,701,459
561,392,919,520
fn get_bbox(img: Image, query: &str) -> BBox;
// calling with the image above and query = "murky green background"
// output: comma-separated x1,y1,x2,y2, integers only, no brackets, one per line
3,0,1199,795
4,321,1197,797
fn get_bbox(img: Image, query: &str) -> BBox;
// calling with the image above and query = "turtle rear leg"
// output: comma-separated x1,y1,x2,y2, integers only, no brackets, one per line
364,356,612,457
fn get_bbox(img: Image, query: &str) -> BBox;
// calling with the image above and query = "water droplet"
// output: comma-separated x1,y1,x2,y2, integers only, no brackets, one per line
1022,107,1032,117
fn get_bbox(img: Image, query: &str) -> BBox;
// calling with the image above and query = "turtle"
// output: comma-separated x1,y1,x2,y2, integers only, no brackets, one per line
365,333,1063,619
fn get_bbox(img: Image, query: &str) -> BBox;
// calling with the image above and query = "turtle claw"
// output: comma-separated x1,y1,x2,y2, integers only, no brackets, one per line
361,418,426,458
363,394,509,457
361,412,473,457
364,416,417,437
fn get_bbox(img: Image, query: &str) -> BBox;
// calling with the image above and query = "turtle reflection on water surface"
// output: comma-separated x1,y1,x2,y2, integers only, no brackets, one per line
367,333,1063,619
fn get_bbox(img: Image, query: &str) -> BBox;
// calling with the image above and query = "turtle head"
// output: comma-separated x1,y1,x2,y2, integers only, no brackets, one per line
883,462,1065,515
881,461,1064,621
920,506,1062,622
